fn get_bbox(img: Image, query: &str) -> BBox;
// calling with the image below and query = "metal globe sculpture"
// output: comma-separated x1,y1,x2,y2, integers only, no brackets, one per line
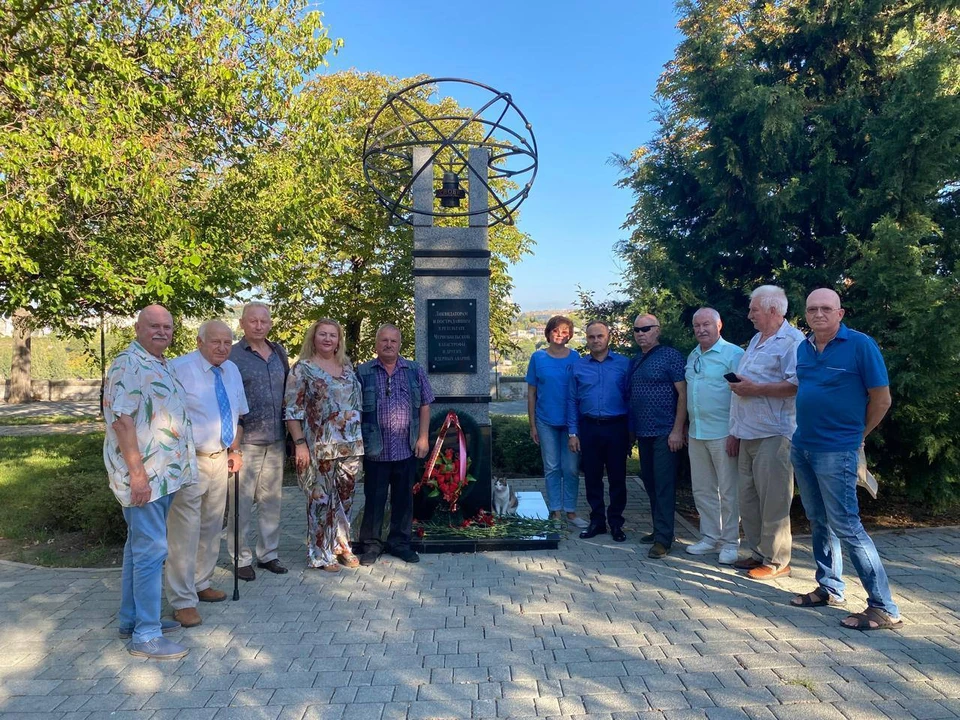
362,77,538,227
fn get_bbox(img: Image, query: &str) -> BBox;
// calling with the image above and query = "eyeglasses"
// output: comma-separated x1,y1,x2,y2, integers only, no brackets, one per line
693,356,702,374
633,325,659,333
385,375,392,396
805,306,840,316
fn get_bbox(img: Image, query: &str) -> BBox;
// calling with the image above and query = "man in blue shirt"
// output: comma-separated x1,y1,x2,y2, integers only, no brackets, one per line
567,320,631,541
628,313,687,559
791,288,901,630
685,308,744,565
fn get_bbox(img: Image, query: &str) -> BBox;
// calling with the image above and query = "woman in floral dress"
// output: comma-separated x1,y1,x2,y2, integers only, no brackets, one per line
284,319,363,571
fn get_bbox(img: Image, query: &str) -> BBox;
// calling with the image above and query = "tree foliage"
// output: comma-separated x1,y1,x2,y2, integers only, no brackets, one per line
618,0,960,504
0,0,338,331
231,71,533,361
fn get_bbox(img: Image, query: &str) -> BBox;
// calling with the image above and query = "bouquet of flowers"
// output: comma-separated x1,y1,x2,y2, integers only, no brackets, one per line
413,411,475,514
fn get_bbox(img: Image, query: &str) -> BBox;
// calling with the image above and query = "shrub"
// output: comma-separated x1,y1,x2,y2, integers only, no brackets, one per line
491,415,543,477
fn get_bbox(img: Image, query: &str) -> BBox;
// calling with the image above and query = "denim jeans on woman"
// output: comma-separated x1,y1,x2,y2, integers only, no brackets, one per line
536,420,580,512
791,446,899,617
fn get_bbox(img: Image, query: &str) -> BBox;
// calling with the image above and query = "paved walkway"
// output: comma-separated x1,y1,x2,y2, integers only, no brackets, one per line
0,401,102,437
1,475,959,720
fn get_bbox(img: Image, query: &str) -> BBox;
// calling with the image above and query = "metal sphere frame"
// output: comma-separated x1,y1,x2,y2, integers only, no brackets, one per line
362,77,538,228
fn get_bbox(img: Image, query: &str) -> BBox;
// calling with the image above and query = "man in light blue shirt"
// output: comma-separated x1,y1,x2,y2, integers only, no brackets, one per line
685,309,745,565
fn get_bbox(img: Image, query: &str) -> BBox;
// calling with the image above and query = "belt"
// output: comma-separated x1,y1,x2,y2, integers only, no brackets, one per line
196,448,227,458
580,415,627,426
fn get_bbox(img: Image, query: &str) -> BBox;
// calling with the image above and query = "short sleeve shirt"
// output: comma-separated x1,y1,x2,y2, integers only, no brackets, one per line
102,341,198,507
685,337,745,440
526,348,580,427
629,345,686,437
283,359,364,460
793,324,889,452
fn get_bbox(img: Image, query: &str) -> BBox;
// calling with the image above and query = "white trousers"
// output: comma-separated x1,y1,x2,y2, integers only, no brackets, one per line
688,437,741,549
166,451,228,609
227,441,285,567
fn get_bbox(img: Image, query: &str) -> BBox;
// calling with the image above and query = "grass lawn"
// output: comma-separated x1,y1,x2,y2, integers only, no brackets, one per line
0,433,124,567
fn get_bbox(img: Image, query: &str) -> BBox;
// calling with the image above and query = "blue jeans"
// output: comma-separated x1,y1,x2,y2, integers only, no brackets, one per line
536,420,580,512
119,493,175,643
791,447,899,617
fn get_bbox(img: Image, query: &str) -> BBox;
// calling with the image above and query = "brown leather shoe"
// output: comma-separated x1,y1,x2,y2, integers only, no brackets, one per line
747,564,791,581
237,565,256,582
172,607,202,627
197,587,227,603
733,557,763,570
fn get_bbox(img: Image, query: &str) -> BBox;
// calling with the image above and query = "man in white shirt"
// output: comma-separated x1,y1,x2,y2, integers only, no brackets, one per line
728,286,805,581
167,320,249,627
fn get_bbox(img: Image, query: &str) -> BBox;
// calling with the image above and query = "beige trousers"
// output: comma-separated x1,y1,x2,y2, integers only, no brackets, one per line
688,437,741,548
166,451,228,609
227,441,285,567
738,435,793,570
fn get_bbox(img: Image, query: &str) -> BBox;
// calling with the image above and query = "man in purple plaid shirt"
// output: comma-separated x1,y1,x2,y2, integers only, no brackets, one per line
357,324,435,565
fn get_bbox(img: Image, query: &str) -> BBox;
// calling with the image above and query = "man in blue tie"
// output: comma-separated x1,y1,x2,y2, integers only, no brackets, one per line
167,320,249,628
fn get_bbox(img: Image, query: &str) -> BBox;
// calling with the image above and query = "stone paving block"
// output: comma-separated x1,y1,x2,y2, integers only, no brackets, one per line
642,691,691,711
404,700,471,719
496,697,538,716
150,710,218,720
769,704,848,719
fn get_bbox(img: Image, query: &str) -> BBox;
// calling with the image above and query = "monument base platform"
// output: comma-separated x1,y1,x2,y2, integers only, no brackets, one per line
412,491,560,554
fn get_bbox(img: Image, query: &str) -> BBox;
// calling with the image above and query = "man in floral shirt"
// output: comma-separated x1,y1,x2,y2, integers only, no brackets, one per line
103,304,197,660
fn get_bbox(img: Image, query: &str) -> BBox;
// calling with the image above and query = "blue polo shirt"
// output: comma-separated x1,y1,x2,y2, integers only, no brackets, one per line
566,351,630,435
793,324,889,452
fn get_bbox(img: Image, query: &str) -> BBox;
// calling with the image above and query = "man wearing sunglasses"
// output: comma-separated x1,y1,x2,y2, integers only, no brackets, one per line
628,314,687,559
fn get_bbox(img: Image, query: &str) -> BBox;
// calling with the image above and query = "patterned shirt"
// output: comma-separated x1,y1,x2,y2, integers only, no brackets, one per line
283,359,364,460
685,337,745,440
729,320,805,440
629,345,686,437
229,338,289,445
368,357,435,462
102,340,198,507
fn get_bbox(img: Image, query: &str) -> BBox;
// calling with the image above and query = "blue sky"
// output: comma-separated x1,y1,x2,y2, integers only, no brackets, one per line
318,1,682,311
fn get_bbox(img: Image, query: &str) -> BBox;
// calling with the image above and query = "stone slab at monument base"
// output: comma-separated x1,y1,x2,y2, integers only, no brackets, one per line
412,491,560,554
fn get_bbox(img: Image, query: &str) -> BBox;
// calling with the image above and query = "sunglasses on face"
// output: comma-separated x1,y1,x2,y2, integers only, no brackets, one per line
633,325,659,333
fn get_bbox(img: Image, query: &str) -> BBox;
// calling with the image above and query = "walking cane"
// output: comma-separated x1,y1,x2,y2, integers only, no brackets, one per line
232,470,240,601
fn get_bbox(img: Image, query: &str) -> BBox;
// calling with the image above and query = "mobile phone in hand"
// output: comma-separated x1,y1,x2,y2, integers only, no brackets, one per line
724,372,741,383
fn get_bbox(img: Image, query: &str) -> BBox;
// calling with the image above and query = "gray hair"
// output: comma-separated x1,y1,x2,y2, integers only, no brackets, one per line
750,285,788,315
376,323,401,342
692,307,721,323
584,319,610,332
240,301,271,319
197,320,233,342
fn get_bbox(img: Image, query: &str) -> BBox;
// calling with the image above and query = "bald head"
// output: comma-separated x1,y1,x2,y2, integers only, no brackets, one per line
805,288,845,339
633,313,661,351
135,305,174,358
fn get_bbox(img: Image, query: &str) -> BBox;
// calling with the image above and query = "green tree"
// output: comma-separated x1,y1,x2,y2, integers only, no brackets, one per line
1,0,338,396
618,0,960,504
229,71,533,360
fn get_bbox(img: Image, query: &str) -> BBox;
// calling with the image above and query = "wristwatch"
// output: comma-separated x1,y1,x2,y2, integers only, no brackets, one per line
229,448,242,456
295,438,307,445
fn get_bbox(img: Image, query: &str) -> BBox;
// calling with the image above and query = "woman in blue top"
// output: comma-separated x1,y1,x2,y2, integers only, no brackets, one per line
526,315,586,528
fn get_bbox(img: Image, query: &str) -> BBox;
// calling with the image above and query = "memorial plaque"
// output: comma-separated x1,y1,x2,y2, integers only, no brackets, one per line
427,299,477,373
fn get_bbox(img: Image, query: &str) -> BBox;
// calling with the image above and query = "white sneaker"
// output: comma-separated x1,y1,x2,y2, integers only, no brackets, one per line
567,516,589,529
718,547,739,565
686,539,720,555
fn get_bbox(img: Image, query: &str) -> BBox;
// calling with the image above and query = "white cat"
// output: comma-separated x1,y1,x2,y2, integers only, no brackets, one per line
492,477,519,517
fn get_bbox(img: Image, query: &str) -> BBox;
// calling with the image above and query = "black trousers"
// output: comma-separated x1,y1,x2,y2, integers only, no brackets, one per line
637,435,678,547
579,416,629,529
359,456,416,552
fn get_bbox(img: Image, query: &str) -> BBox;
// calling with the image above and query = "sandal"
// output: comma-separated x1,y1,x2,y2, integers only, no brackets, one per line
841,607,903,631
790,587,845,608
338,553,360,568
321,563,341,573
